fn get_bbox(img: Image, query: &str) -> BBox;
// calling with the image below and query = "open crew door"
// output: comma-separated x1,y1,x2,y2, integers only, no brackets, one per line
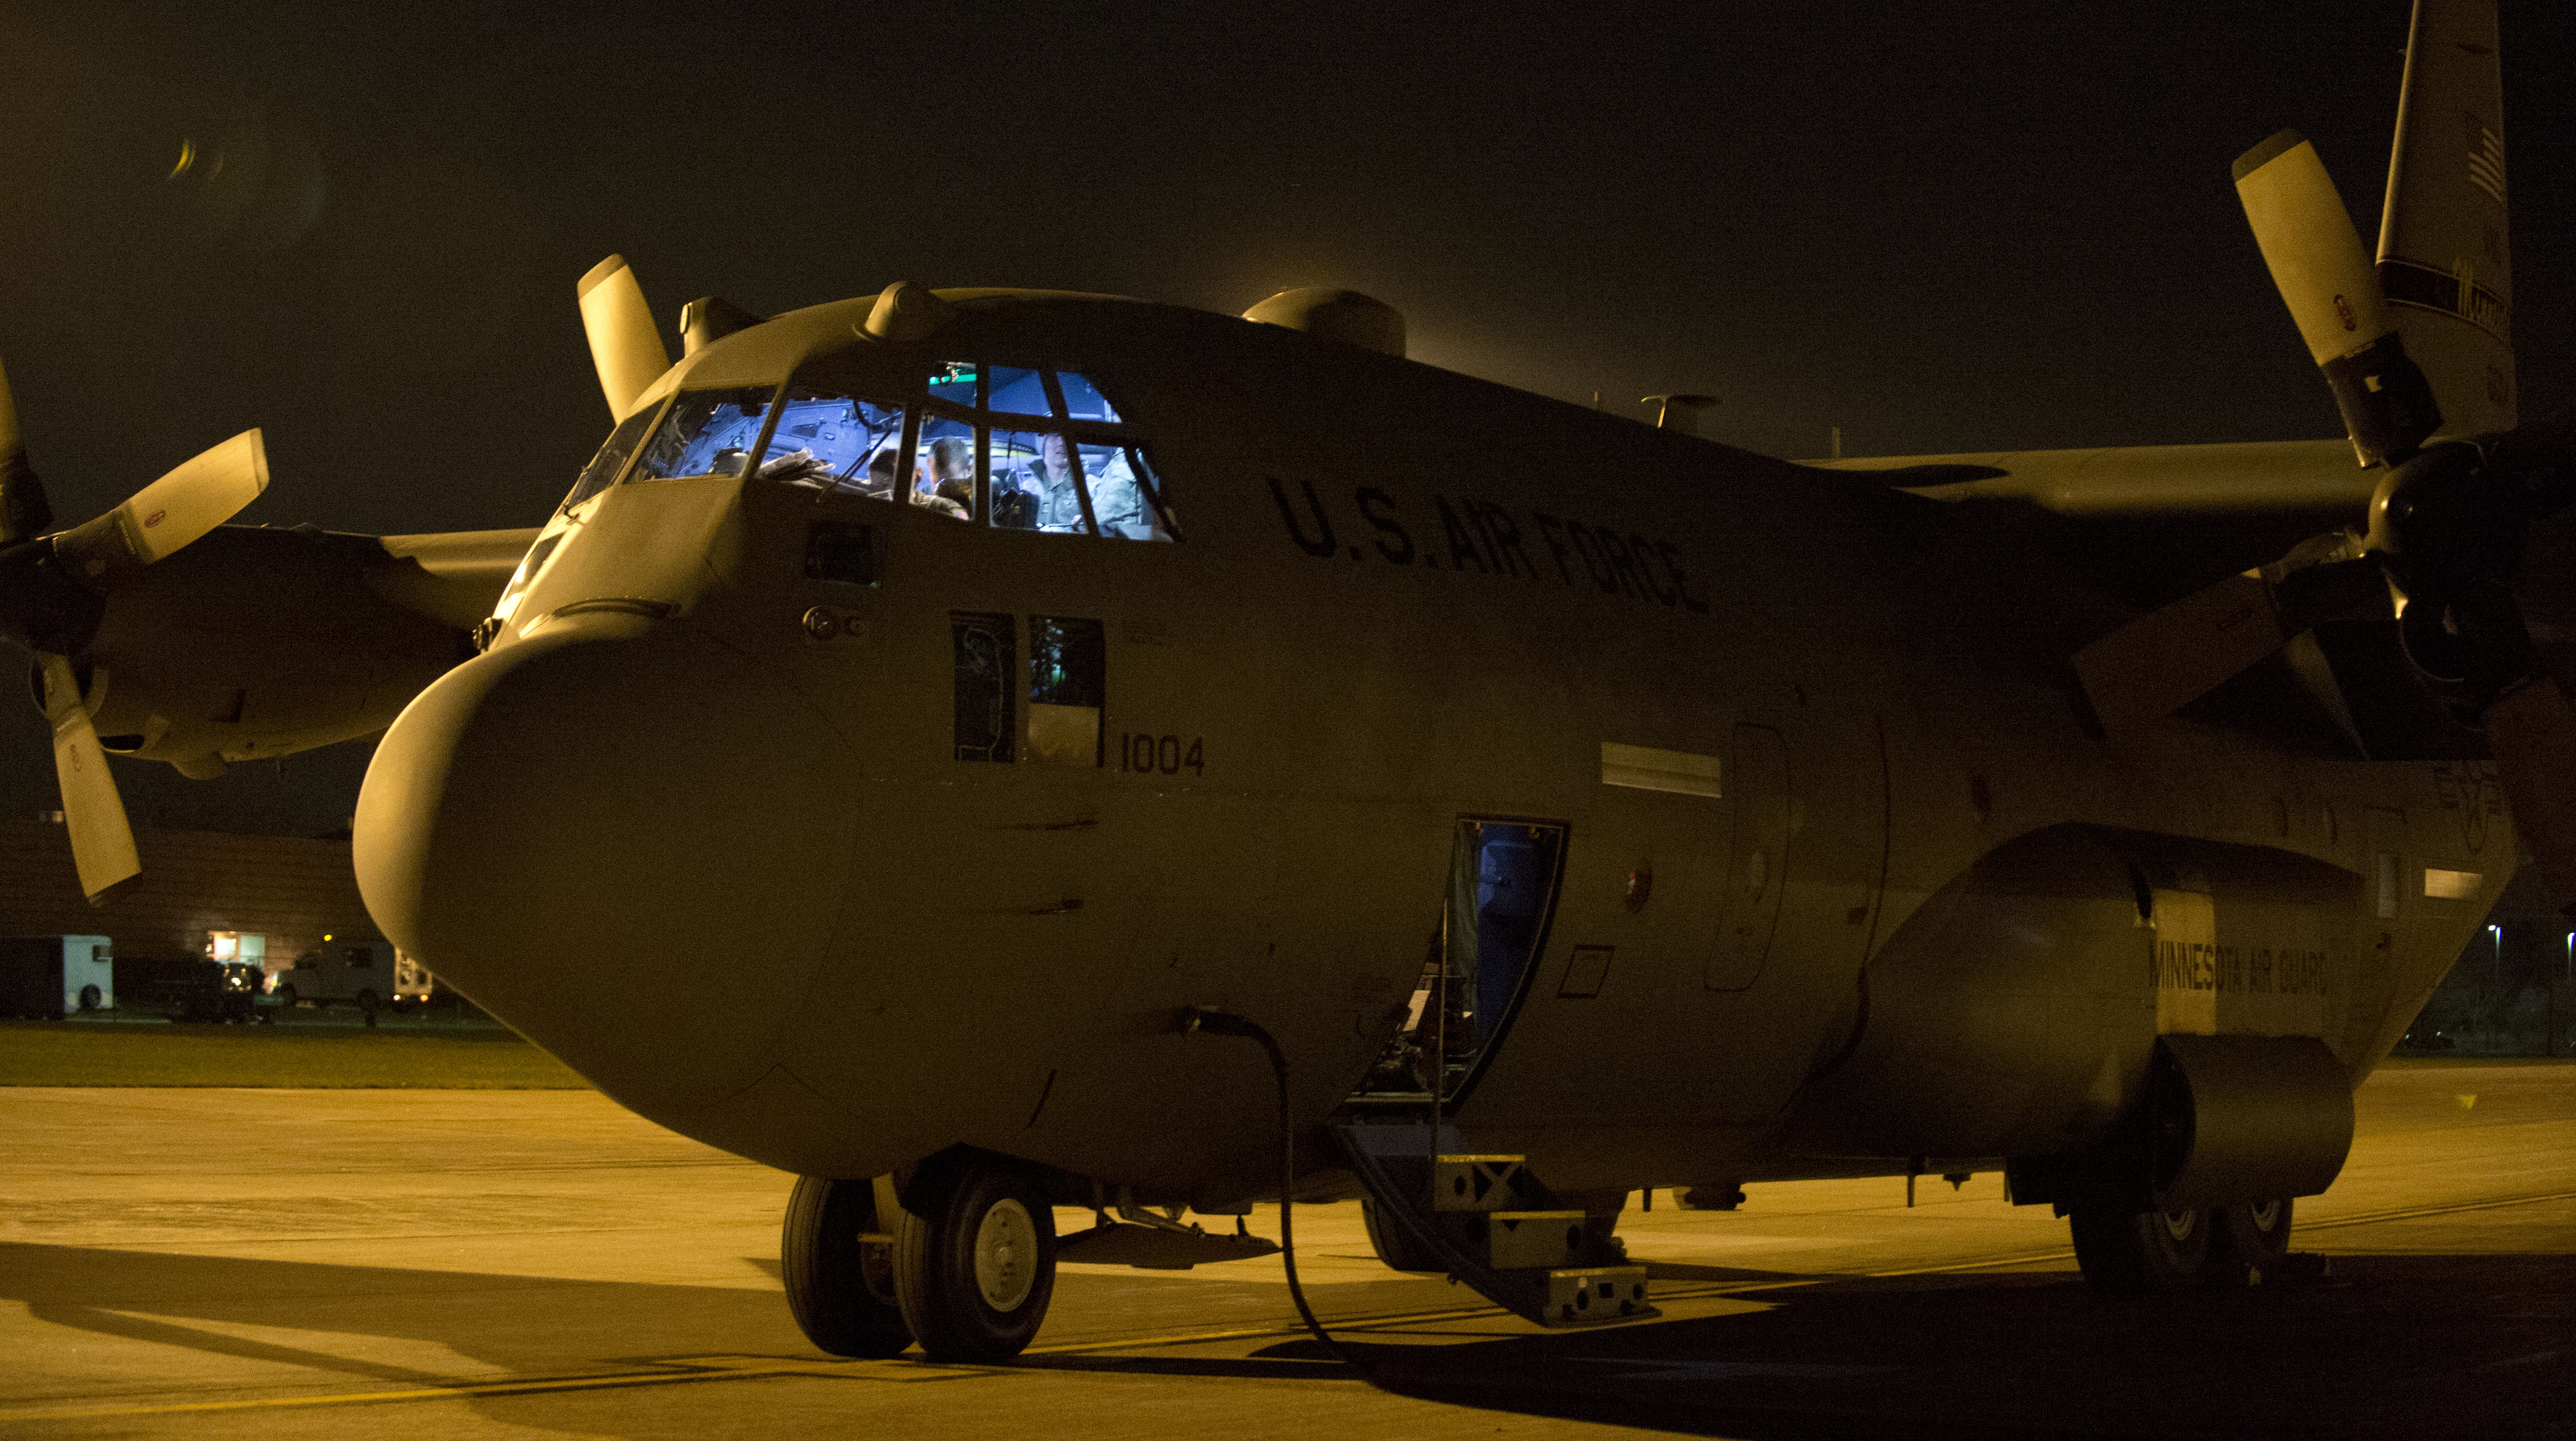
1349,816,1567,1104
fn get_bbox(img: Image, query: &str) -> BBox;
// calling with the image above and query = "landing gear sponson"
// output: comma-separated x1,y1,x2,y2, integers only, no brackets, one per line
2017,1035,2344,1294
2068,1198,2296,1293
783,1152,1059,1363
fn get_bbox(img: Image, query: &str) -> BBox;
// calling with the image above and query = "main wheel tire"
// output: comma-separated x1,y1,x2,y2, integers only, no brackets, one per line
2071,1206,2213,1294
77,984,101,1012
781,1175,913,1358
2215,1197,2294,1274
1361,1197,1444,1272
892,1156,1057,1362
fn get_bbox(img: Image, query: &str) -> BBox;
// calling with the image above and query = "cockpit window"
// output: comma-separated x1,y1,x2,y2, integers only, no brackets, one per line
1085,443,1170,539
1054,371,1122,423
927,361,980,409
630,386,775,482
754,389,905,499
986,366,1054,417
912,414,976,521
990,429,1090,533
754,360,1171,538
564,399,666,511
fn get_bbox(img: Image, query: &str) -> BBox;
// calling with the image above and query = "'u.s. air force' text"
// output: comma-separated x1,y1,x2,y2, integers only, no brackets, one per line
1268,477,1709,614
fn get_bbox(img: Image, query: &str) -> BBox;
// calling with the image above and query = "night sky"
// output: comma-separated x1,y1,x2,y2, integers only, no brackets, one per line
1,1,2570,831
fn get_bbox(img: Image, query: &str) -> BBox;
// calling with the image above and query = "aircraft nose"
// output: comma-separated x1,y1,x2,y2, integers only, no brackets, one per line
355,613,858,1112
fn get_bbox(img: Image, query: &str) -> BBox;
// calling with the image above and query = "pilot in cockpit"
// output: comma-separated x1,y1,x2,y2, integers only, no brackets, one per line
859,446,898,501
1032,433,1085,532
914,436,973,520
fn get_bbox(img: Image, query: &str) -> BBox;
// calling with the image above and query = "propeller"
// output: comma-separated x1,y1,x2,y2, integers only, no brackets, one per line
577,254,670,422
0,354,269,904
2073,123,2576,913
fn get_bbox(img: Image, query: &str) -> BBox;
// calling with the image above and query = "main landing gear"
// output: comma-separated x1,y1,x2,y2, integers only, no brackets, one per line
782,1152,1060,1363
2069,1197,2296,1293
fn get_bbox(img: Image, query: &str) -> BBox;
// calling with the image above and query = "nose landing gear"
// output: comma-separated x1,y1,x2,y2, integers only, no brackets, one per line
781,1152,1060,1364
893,1154,1059,1362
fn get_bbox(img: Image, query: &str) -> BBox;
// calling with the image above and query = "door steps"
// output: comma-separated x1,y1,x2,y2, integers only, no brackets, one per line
1331,1123,1655,1328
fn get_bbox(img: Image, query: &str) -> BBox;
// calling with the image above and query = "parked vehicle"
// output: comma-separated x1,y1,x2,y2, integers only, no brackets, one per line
118,955,261,1022
0,935,112,1019
268,940,431,1014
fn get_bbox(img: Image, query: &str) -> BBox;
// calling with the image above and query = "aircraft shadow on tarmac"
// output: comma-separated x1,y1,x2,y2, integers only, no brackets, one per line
1038,1257,2575,1440
9,1244,2568,1438
1,1242,813,1395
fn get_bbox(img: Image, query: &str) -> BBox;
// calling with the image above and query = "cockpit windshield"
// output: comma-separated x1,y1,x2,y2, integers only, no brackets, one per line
561,398,666,511
754,389,905,499
752,360,1173,540
630,386,775,482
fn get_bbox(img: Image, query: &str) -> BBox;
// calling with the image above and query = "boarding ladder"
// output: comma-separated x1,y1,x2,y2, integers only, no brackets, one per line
1330,1120,1656,1328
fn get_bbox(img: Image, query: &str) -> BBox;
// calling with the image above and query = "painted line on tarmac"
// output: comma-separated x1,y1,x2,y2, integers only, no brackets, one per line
2297,1189,2576,1232
3,1355,993,1422
1027,1277,1814,1358
1866,1188,2576,1278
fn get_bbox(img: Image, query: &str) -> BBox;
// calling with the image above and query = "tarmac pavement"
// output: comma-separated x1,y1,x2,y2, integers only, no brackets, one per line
1,1060,2568,1438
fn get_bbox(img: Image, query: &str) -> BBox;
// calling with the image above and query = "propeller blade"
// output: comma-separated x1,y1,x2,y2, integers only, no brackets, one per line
0,354,56,545
2074,574,2286,740
50,429,267,591
2233,130,2441,466
2483,677,2576,915
577,255,670,422
2073,533,2385,740
40,653,140,905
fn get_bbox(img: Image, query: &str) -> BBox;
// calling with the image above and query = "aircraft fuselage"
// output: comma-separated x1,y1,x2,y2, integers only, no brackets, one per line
354,291,2507,1208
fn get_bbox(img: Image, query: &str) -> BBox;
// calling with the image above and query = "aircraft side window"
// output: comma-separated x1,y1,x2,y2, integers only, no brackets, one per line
752,389,906,499
563,399,666,511
913,416,976,522
629,385,777,482
990,429,1090,534
1028,617,1105,765
951,612,1015,762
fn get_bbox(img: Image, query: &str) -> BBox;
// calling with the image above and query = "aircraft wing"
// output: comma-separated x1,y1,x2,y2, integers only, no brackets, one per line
370,527,543,630
1809,437,2371,517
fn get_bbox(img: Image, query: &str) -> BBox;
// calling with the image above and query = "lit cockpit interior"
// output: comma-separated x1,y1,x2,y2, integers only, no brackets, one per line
548,361,1177,544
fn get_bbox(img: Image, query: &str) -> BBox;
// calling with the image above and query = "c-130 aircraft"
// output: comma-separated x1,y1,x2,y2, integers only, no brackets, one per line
0,0,2566,1364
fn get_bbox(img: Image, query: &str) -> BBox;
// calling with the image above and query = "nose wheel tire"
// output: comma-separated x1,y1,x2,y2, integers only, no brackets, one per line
781,1175,913,1358
2069,1205,2213,1294
892,1155,1057,1362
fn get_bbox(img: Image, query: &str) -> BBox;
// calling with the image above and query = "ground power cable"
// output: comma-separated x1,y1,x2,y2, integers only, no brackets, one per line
1180,1006,1374,1374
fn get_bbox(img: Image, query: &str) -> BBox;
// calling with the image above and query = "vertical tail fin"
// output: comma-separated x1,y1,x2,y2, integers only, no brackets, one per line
2375,0,2514,437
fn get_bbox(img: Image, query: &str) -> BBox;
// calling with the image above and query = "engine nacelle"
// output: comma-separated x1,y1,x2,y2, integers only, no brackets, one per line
50,526,480,779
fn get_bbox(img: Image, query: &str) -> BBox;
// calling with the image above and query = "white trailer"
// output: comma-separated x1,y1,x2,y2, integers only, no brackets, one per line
0,935,113,1018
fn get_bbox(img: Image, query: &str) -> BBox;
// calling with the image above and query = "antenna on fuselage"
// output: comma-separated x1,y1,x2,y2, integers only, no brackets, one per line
1242,289,1406,358
1642,394,1717,435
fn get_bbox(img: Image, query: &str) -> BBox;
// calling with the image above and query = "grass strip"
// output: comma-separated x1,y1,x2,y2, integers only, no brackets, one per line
0,1021,591,1089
